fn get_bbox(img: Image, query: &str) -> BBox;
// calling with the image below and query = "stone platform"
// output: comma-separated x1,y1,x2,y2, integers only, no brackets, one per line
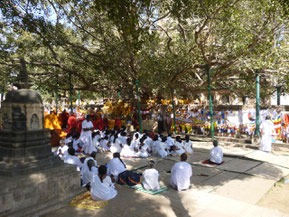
0,164,83,217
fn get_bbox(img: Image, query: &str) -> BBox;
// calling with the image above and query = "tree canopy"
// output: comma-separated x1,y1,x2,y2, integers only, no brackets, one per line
0,0,288,101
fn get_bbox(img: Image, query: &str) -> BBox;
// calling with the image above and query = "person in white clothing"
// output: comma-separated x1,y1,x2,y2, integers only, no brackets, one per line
64,147,83,171
110,133,122,153
142,160,160,191
108,152,126,180
100,136,111,152
82,159,98,186
260,116,274,152
173,136,185,155
56,140,68,159
183,135,193,154
166,134,175,148
156,136,168,158
91,165,117,201
170,153,192,191
209,140,223,164
80,115,95,154
120,138,135,157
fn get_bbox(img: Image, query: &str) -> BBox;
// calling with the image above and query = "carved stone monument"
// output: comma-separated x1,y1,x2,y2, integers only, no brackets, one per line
0,58,83,217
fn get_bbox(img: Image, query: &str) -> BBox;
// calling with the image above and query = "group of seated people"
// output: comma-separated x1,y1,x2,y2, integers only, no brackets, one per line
59,126,195,159
55,128,223,201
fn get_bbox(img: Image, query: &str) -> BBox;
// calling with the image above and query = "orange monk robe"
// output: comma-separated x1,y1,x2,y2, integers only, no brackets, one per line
44,113,62,130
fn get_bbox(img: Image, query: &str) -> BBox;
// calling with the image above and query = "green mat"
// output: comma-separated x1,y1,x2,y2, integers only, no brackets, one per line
125,184,168,195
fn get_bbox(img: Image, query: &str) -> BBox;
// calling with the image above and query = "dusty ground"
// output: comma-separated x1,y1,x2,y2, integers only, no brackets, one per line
257,175,289,214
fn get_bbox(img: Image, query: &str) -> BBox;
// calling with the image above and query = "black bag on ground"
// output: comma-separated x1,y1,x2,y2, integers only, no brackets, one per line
117,170,141,186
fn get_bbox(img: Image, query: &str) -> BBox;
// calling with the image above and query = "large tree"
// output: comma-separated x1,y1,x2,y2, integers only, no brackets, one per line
0,0,288,101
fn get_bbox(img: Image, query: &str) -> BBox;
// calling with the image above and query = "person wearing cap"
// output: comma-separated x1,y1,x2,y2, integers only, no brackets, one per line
142,160,160,190
260,116,274,152
80,114,96,154
170,153,192,191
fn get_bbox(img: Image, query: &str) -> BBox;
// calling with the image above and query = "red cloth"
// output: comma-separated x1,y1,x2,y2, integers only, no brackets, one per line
115,118,121,131
103,117,109,129
202,159,224,165
76,118,84,134
93,117,103,131
67,115,77,133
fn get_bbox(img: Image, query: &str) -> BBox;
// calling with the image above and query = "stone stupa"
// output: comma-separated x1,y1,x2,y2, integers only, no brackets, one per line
0,58,83,217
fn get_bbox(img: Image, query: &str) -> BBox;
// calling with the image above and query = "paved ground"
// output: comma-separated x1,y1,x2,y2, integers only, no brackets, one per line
42,142,289,217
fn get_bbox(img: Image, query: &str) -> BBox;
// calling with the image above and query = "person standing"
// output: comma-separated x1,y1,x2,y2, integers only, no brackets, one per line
260,116,274,152
80,115,95,154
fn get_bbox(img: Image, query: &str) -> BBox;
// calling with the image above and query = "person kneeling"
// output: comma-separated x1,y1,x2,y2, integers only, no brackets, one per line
170,153,192,191
91,165,117,201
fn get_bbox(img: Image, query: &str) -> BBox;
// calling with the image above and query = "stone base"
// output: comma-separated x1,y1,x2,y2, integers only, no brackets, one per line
0,164,84,217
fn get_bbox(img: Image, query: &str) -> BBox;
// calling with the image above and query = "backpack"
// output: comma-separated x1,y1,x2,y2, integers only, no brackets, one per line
117,170,141,186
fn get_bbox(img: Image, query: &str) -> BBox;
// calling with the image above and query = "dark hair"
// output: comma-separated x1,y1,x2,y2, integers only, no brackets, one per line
153,135,158,141
98,165,107,183
113,152,126,168
87,159,95,171
161,136,167,142
113,133,118,143
127,137,132,146
180,153,187,161
90,151,97,159
213,140,218,147
92,132,97,138
176,136,181,142
185,135,189,141
134,133,139,139
68,147,75,156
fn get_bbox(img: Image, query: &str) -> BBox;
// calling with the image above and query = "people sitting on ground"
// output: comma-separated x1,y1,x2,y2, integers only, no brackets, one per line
183,135,193,154
173,136,185,155
92,131,101,151
100,135,111,152
72,133,82,152
82,159,98,187
110,133,122,153
209,140,223,164
56,140,68,159
135,136,150,158
120,138,135,158
142,160,160,191
90,165,117,201
64,147,83,171
108,152,126,180
170,153,192,191
156,136,169,158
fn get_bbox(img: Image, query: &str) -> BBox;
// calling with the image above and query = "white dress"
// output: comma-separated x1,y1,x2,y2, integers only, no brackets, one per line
80,120,96,154
64,154,83,171
120,144,135,157
82,166,98,186
142,168,160,190
260,120,274,152
107,158,126,180
110,139,122,153
91,175,117,201
156,142,168,158
174,141,185,155
101,139,110,151
210,146,223,164
170,161,192,191
56,145,69,159
184,141,193,154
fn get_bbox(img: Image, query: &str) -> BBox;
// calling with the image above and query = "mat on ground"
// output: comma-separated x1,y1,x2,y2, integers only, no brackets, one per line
70,191,110,210
125,184,168,195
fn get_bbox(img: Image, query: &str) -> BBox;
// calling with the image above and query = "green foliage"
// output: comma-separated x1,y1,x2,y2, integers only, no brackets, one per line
0,0,288,100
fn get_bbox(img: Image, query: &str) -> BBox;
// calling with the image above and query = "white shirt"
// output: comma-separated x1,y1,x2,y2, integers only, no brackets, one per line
170,161,192,191
108,158,126,179
91,175,117,201
82,166,98,185
184,141,193,153
210,146,223,164
260,120,274,136
57,145,69,159
142,168,160,190
64,155,83,170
